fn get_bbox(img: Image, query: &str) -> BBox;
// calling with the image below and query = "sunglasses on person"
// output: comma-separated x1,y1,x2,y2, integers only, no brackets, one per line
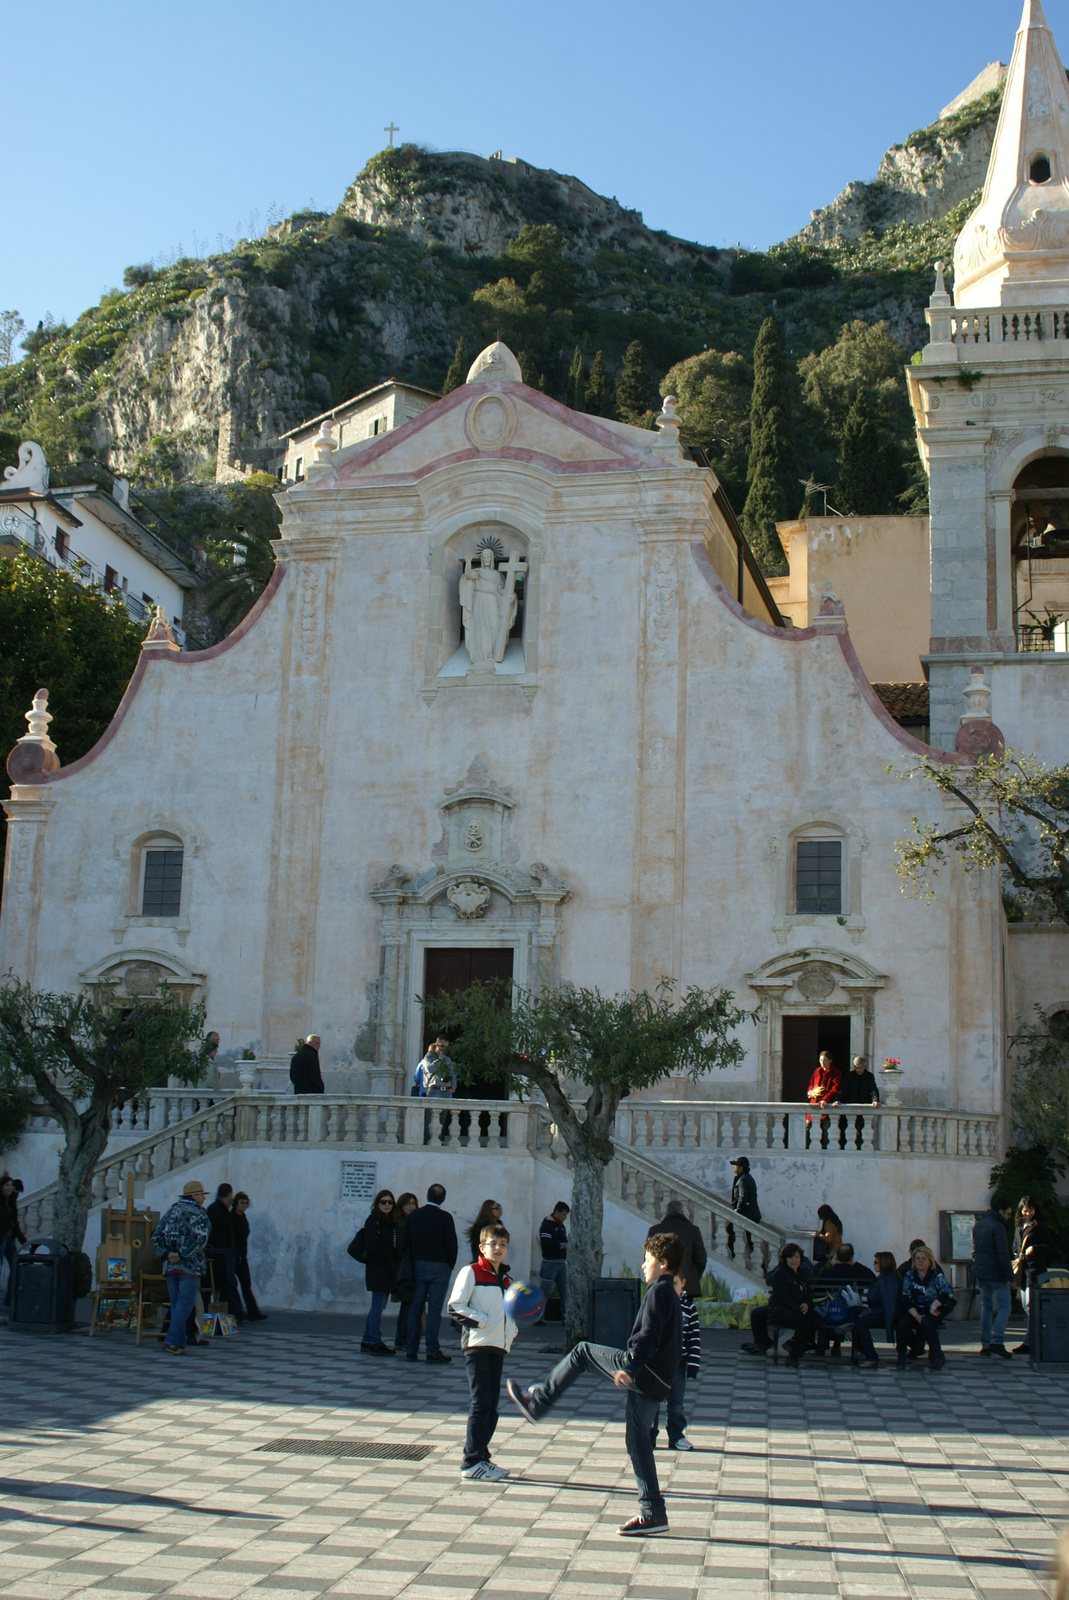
377,1197,393,1207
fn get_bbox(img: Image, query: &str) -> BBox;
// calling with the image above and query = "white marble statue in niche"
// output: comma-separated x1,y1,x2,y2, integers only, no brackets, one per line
459,541,527,670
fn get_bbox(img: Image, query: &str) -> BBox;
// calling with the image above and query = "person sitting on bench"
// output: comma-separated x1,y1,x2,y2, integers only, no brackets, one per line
767,1243,819,1366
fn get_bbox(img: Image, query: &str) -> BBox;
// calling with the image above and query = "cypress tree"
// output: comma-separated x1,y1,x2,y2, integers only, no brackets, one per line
585,350,613,417
566,346,586,411
615,339,655,423
442,338,467,395
836,390,906,514
741,316,797,574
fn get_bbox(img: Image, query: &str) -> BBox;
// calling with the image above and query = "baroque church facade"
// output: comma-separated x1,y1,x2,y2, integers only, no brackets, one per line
1,0,1067,1302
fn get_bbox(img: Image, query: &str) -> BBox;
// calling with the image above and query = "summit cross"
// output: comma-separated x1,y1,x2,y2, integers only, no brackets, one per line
384,122,399,148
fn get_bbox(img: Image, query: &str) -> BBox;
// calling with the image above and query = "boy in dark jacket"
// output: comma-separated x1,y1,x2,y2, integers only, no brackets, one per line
508,1233,684,1537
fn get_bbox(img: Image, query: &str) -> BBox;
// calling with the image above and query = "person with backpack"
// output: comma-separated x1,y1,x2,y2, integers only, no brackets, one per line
350,1189,400,1355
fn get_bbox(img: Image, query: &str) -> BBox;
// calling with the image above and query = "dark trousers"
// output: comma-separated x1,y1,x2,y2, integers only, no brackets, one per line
748,1306,770,1348
772,1307,817,1353
0,1235,17,1311
529,1341,665,1521
406,1260,450,1356
235,1256,261,1317
651,1365,687,1446
463,1346,504,1468
208,1248,239,1313
848,1308,885,1363
395,1299,412,1348
895,1310,942,1361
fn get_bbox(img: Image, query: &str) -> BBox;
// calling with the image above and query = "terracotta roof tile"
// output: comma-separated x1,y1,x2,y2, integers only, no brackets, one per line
872,681,929,720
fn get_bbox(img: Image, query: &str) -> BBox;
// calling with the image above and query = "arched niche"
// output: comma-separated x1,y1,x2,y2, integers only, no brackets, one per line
422,516,541,701
1009,453,1069,652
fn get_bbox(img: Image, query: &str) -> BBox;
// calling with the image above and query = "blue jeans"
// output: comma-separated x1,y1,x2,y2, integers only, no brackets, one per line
406,1260,450,1356
539,1258,567,1315
363,1289,389,1345
165,1271,200,1348
529,1341,665,1521
978,1280,1011,1347
651,1365,687,1446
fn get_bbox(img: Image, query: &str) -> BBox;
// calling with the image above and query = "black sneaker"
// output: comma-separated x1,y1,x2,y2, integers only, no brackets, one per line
1012,1343,1030,1355
989,1344,1012,1360
405,1353,419,1361
618,1515,668,1537
425,1350,452,1364
507,1379,539,1423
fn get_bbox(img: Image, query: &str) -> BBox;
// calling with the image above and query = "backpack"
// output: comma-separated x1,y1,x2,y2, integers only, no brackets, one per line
822,1285,863,1326
347,1227,368,1264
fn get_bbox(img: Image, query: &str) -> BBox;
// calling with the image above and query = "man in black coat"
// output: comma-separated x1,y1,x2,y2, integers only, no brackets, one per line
646,1201,707,1298
205,1182,241,1318
403,1183,458,1363
290,1035,324,1094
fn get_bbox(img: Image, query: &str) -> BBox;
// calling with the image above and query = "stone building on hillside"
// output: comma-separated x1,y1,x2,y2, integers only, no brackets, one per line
0,0,1067,1314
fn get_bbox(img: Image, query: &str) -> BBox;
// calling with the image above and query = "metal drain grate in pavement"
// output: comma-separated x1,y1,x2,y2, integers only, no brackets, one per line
256,1439,432,1460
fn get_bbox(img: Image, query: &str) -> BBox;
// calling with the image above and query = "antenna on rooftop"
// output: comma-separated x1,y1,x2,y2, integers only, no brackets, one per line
799,478,841,517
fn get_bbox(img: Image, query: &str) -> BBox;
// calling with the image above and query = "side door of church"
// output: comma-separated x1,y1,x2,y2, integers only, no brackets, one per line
422,948,513,1100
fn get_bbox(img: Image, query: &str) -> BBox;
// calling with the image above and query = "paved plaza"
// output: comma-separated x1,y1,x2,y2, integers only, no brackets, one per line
0,1315,1066,1600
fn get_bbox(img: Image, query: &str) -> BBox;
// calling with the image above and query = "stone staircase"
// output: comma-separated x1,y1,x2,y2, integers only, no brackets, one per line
19,1092,784,1291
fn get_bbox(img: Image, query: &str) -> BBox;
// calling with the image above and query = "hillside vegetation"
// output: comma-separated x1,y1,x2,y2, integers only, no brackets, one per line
0,87,1001,575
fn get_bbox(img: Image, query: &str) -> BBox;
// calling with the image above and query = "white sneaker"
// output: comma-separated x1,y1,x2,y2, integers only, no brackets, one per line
460,1460,509,1481
671,1437,693,1451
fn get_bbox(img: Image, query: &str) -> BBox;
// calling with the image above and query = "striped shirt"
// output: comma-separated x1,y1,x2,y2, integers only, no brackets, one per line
680,1291,702,1379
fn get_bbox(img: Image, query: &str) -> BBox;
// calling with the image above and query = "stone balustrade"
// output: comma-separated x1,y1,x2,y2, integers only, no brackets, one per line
18,1092,1000,1246
926,301,1069,358
615,1100,999,1159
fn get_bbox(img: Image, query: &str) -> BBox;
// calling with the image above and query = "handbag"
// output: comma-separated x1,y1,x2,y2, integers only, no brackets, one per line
393,1245,415,1295
347,1227,368,1264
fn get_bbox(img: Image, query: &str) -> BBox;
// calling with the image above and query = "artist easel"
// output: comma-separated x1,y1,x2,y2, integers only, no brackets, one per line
100,1174,157,1258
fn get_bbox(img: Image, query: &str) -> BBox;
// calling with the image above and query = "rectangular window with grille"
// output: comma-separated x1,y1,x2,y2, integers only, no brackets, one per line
142,849,183,916
796,840,842,915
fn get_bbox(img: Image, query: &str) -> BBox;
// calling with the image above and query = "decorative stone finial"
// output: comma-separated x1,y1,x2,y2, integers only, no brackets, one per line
465,341,523,385
141,606,181,653
930,261,951,305
302,419,339,481
954,665,1006,757
6,687,60,782
3,441,49,494
653,394,685,460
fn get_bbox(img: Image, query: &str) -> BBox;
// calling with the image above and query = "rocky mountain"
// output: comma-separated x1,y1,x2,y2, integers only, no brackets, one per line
0,82,1004,489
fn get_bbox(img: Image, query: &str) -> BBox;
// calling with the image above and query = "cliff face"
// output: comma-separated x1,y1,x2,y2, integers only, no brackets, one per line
0,86,1008,485
798,90,1002,246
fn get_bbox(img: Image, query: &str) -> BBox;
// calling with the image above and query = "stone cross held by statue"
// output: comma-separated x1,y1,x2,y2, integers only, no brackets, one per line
493,550,527,661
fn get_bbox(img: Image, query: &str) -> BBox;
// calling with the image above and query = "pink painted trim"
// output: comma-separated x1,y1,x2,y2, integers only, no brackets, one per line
21,564,288,786
333,380,652,484
689,543,963,765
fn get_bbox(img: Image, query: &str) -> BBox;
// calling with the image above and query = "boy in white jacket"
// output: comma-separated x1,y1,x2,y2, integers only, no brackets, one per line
448,1223,516,1481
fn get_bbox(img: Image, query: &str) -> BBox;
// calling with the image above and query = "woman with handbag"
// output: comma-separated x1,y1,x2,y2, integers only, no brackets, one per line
355,1190,399,1355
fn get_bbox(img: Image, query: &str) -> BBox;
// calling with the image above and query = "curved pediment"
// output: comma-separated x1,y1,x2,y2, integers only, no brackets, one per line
746,947,887,993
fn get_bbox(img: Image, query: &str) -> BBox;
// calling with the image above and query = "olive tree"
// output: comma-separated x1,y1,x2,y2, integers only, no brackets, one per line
424,978,751,1347
0,981,210,1252
893,751,1069,927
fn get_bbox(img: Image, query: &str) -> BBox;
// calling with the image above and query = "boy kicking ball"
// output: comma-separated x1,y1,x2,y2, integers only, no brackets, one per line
507,1233,684,1536
448,1222,516,1481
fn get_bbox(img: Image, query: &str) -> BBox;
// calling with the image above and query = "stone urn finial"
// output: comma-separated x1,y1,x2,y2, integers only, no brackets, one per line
954,665,1005,758
6,687,60,782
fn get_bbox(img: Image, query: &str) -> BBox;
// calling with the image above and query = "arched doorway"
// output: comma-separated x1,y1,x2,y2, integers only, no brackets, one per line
1011,456,1069,651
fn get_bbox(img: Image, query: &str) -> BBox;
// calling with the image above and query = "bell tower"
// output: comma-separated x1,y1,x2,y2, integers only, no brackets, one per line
909,0,1069,747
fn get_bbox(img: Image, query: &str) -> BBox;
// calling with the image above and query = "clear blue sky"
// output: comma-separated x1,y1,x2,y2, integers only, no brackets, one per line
2,0,1058,339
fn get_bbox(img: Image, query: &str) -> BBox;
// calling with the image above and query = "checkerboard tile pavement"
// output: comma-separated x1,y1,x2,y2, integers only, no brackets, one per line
0,1317,1065,1600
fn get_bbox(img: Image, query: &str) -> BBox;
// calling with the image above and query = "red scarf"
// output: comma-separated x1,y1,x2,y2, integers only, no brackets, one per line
472,1254,511,1290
